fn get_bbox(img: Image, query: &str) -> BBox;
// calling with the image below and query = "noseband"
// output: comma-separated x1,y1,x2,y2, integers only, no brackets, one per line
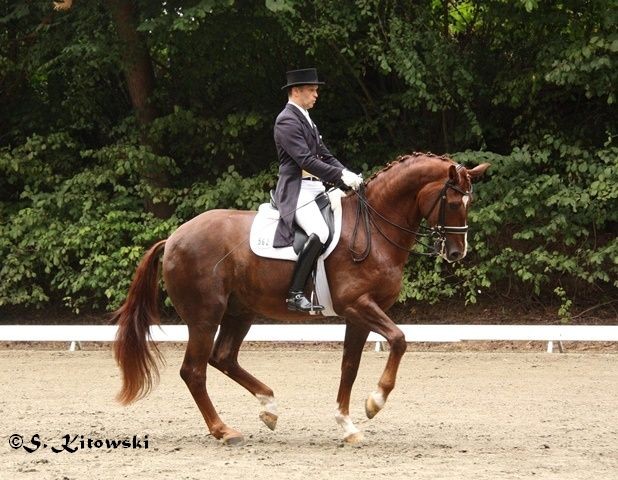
349,165,472,262
423,172,472,258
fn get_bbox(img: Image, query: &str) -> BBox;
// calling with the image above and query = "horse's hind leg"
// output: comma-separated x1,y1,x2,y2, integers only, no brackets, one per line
209,313,279,431
180,315,244,445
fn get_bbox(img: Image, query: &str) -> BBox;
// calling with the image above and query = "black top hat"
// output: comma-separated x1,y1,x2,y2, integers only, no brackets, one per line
281,68,325,90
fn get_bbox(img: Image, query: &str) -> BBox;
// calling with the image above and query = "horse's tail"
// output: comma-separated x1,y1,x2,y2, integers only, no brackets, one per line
112,239,167,405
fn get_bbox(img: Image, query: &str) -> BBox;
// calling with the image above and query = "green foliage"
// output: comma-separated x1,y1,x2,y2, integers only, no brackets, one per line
173,165,277,222
1,0,616,313
397,142,618,306
481,140,618,297
0,131,278,311
554,287,573,323
0,134,178,311
545,33,617,104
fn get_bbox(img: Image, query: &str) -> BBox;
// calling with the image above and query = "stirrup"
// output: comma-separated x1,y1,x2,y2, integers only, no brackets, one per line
286,292,325,312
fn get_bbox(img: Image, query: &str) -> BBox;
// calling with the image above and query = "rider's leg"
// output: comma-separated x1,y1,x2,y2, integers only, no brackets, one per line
286,183,329,312
286,233,325,311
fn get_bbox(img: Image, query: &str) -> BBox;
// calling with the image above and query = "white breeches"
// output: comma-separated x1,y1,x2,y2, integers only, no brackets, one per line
294,180,329,244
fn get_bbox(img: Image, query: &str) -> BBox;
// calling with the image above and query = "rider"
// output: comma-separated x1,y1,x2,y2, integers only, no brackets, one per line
273,68,363,312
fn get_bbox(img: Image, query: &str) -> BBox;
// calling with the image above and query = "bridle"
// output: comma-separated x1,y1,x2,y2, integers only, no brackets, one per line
348,165,472,262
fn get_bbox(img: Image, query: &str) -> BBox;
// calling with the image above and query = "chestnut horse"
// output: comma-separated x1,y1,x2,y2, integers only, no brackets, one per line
112,153,490,445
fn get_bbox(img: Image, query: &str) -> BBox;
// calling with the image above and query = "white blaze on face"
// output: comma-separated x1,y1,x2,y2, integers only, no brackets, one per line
256,394,278,416
462,194,470,208
462,193,470,257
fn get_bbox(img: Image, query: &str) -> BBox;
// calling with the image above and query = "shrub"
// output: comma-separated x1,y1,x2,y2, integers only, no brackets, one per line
399,141,617,309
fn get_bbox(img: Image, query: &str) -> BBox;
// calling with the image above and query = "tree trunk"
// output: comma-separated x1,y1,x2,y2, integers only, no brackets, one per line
441,0,450,153
106,0,173,218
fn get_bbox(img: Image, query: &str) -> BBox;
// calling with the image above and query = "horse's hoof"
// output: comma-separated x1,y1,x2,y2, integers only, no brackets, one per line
222,433,245,446
365,392,383,419
259,411,278,431
344,431,365,444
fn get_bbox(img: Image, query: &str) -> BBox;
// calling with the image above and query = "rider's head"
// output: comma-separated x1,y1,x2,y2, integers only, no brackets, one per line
289,85,319,110
282,68,324,110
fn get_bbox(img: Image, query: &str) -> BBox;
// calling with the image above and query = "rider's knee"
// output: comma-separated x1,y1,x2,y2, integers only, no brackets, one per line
314,227,329,244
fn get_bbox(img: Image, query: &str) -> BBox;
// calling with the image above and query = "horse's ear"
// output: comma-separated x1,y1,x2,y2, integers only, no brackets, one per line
448,164,460,183
468,163,491,180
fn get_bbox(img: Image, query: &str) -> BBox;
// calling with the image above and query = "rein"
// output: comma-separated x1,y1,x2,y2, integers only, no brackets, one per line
348,172,471,262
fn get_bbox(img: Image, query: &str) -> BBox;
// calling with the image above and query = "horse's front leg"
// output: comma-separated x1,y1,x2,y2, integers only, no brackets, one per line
343,296,407,421
335,322,369,443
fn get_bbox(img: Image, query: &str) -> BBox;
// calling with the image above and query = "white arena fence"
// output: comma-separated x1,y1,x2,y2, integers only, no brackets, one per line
1,324,617,353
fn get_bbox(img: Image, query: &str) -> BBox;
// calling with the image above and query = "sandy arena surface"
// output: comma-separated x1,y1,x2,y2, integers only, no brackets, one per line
2,347,617,479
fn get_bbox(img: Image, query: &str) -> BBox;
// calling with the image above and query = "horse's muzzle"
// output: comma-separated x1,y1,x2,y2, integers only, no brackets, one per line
446,248,463,262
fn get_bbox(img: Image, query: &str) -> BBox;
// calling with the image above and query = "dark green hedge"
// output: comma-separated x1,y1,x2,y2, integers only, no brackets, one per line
1,133,615,318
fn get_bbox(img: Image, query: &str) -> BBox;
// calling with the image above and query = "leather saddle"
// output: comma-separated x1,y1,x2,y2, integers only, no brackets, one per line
270,190,335,254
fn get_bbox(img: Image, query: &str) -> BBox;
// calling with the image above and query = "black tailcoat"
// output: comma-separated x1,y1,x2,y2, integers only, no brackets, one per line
273,104,345,247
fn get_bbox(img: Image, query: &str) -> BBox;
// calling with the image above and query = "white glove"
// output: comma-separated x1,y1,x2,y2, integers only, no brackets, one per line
341,169,363,190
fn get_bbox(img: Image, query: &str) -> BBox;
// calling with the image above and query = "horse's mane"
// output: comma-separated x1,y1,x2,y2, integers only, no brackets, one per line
365,152,453,185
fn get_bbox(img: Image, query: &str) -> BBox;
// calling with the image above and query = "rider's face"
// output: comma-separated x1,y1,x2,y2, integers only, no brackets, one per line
293,85,319,110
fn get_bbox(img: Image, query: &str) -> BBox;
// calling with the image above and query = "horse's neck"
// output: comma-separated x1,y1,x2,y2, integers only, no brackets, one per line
353,160,447,260
365,163,432,228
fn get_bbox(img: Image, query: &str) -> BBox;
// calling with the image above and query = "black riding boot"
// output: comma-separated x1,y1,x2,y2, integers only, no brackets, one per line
286,233,325,312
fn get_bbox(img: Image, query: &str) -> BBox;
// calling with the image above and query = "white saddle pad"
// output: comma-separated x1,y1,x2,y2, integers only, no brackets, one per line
249,189,345,316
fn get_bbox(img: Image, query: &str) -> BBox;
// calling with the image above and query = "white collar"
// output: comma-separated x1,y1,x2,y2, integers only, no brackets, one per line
287,101,315,127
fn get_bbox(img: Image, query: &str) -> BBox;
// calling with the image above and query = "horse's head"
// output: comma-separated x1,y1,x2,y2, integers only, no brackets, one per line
418,162,490,263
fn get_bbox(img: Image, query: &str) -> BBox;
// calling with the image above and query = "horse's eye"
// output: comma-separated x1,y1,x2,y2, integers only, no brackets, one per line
448,202,461,210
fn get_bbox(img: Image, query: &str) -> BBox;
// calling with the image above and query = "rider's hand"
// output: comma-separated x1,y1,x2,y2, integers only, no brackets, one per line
341,169,363,190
